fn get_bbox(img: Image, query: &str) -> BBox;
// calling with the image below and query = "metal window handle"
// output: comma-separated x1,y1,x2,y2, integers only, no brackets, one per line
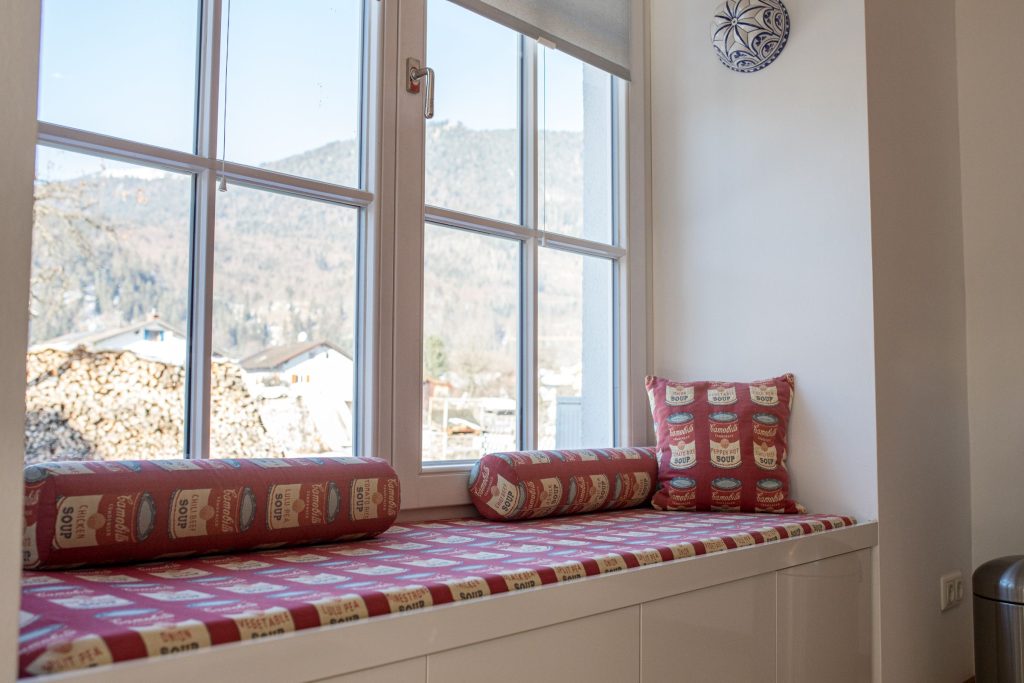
406,57,435,120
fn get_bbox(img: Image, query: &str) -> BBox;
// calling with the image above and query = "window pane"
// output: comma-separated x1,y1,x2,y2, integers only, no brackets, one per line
38,0,199,152
426,0,519,223
538,248,614,449
26,147,192,463
423,224,518,462
538,47,614,244
212,187,358,458
220,1,363,188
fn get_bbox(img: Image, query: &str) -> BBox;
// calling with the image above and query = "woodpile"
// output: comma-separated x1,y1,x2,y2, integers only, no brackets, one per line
25,347,284,463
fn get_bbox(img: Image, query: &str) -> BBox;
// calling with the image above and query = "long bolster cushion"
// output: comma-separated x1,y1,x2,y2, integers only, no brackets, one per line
468,447,658,521
24,457,400,569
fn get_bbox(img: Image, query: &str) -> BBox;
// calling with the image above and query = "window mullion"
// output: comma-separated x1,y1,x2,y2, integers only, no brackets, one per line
519,36,539,451
185,0,222,459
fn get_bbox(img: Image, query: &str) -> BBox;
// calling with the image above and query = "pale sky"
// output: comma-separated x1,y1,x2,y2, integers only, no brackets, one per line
37,0,590,180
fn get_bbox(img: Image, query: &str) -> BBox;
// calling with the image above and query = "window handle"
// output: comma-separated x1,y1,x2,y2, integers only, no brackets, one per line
406,58,435,120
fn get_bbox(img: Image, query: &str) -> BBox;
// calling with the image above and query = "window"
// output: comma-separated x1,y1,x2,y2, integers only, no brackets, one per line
391,0,628,506
28,0,371,464
28,0,640,509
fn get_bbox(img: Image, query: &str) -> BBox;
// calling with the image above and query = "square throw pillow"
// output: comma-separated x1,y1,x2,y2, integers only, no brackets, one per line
646,373,804,513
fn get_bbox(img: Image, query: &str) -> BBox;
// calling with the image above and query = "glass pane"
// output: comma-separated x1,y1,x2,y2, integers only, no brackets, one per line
426,0,519,223
538,47,614,244
538,248,614,449
423,224,518,462
212,187,358,458
26,147,192,463
220,1,363,187
38,0,199,152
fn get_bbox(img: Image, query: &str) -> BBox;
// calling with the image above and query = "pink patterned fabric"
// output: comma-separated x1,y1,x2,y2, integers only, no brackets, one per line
468,447,658,521
19,509,855,677
24,457,400,569
646,374,802,513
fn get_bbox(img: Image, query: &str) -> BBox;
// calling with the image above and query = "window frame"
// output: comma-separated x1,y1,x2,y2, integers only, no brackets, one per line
388,0,639,510
32,0,382,461
27,0,649,511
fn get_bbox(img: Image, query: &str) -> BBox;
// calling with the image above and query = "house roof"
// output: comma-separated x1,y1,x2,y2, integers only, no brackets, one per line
240,340,351,371
31,317,184,352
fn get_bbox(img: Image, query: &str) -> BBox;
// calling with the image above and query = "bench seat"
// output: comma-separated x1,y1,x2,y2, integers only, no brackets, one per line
19,509,855,678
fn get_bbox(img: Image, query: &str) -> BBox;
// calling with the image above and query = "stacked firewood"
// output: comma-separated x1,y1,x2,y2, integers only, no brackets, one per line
24,347,284,463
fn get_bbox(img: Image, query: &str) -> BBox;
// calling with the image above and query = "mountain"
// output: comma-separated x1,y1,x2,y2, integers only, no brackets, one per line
30,122,599,389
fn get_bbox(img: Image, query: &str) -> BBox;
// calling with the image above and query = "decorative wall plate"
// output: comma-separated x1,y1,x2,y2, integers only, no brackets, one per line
711,0,791,73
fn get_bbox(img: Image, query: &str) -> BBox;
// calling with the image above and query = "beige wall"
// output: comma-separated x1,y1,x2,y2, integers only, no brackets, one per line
648,0,877,521
865,0,974,679
957,0,1024,569
650,0,975,680
0,0,41,677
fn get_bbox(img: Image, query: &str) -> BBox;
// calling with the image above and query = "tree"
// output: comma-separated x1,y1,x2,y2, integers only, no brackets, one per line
424,335,448,380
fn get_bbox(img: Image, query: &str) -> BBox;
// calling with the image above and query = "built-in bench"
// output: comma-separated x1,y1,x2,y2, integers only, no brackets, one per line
19,509,871,681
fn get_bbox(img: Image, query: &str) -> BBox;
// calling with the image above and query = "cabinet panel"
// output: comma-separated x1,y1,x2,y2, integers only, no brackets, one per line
313,658,426,683
778,548,872,683
640,572,777,683
427,607,640,683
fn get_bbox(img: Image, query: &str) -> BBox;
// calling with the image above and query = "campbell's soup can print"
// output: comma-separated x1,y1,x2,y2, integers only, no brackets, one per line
749,382,780,406
562,474,611,515
708,412,741,468
132,620,212,657
349,478,386,521
665,382,695,406
168,487,256,539
752,413,780,470
707,383,737,406
266,481,341,530
666,477,697,511
54,492,156,549
523,477,563,518
617,471,653,506
710,477,742,511
25,633,114,676
484,475,524,518
755,478,786,512
667,412,697,469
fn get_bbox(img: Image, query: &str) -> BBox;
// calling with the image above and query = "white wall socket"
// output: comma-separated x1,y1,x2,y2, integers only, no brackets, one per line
940,571,964,611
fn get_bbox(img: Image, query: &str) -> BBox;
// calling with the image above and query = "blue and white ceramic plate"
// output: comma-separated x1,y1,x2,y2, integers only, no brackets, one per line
711,0,791,73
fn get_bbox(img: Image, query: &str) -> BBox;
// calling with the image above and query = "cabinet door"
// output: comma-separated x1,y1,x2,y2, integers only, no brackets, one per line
778,548,872,683
640,573,777,683
312,658,426,683
427,607,640,683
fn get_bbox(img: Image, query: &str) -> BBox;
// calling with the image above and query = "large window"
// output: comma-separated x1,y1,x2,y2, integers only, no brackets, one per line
28,0,637,509
28,0,370,464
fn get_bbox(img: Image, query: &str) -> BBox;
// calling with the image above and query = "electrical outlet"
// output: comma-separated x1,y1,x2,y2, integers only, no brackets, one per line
940,571,964,611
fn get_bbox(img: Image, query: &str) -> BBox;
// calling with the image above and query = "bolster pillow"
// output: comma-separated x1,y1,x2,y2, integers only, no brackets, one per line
468,447,658,521
23,457,400,569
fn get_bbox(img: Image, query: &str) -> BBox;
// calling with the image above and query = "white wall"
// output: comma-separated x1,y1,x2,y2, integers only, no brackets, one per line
648,0,877,522
865,0,974,679
956,0,1024,569
650,0,975,680
0,1,41,679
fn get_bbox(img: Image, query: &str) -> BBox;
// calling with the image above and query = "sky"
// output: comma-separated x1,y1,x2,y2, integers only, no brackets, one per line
37,0,593,181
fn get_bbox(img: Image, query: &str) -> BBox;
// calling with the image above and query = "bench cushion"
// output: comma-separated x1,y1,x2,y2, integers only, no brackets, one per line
19,509,854,677
24,457,400,569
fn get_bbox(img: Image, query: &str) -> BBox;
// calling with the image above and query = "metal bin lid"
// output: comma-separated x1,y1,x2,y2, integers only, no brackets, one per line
974,556,1024,604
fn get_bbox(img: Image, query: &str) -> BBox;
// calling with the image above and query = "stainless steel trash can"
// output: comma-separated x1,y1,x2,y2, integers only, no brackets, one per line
975,556,1024,682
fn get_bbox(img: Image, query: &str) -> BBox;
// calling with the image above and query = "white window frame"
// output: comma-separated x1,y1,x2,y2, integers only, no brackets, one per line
386,0,647,510
26,0,649,511
32,0,384,461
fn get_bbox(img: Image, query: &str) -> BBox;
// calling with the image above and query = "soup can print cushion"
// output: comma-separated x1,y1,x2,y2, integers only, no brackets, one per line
646,374,804,513
468,447,658,521
23,457,401,569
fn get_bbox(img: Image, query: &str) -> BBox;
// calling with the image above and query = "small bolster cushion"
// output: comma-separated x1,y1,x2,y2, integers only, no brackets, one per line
468,447,658,521
23,457,400,569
